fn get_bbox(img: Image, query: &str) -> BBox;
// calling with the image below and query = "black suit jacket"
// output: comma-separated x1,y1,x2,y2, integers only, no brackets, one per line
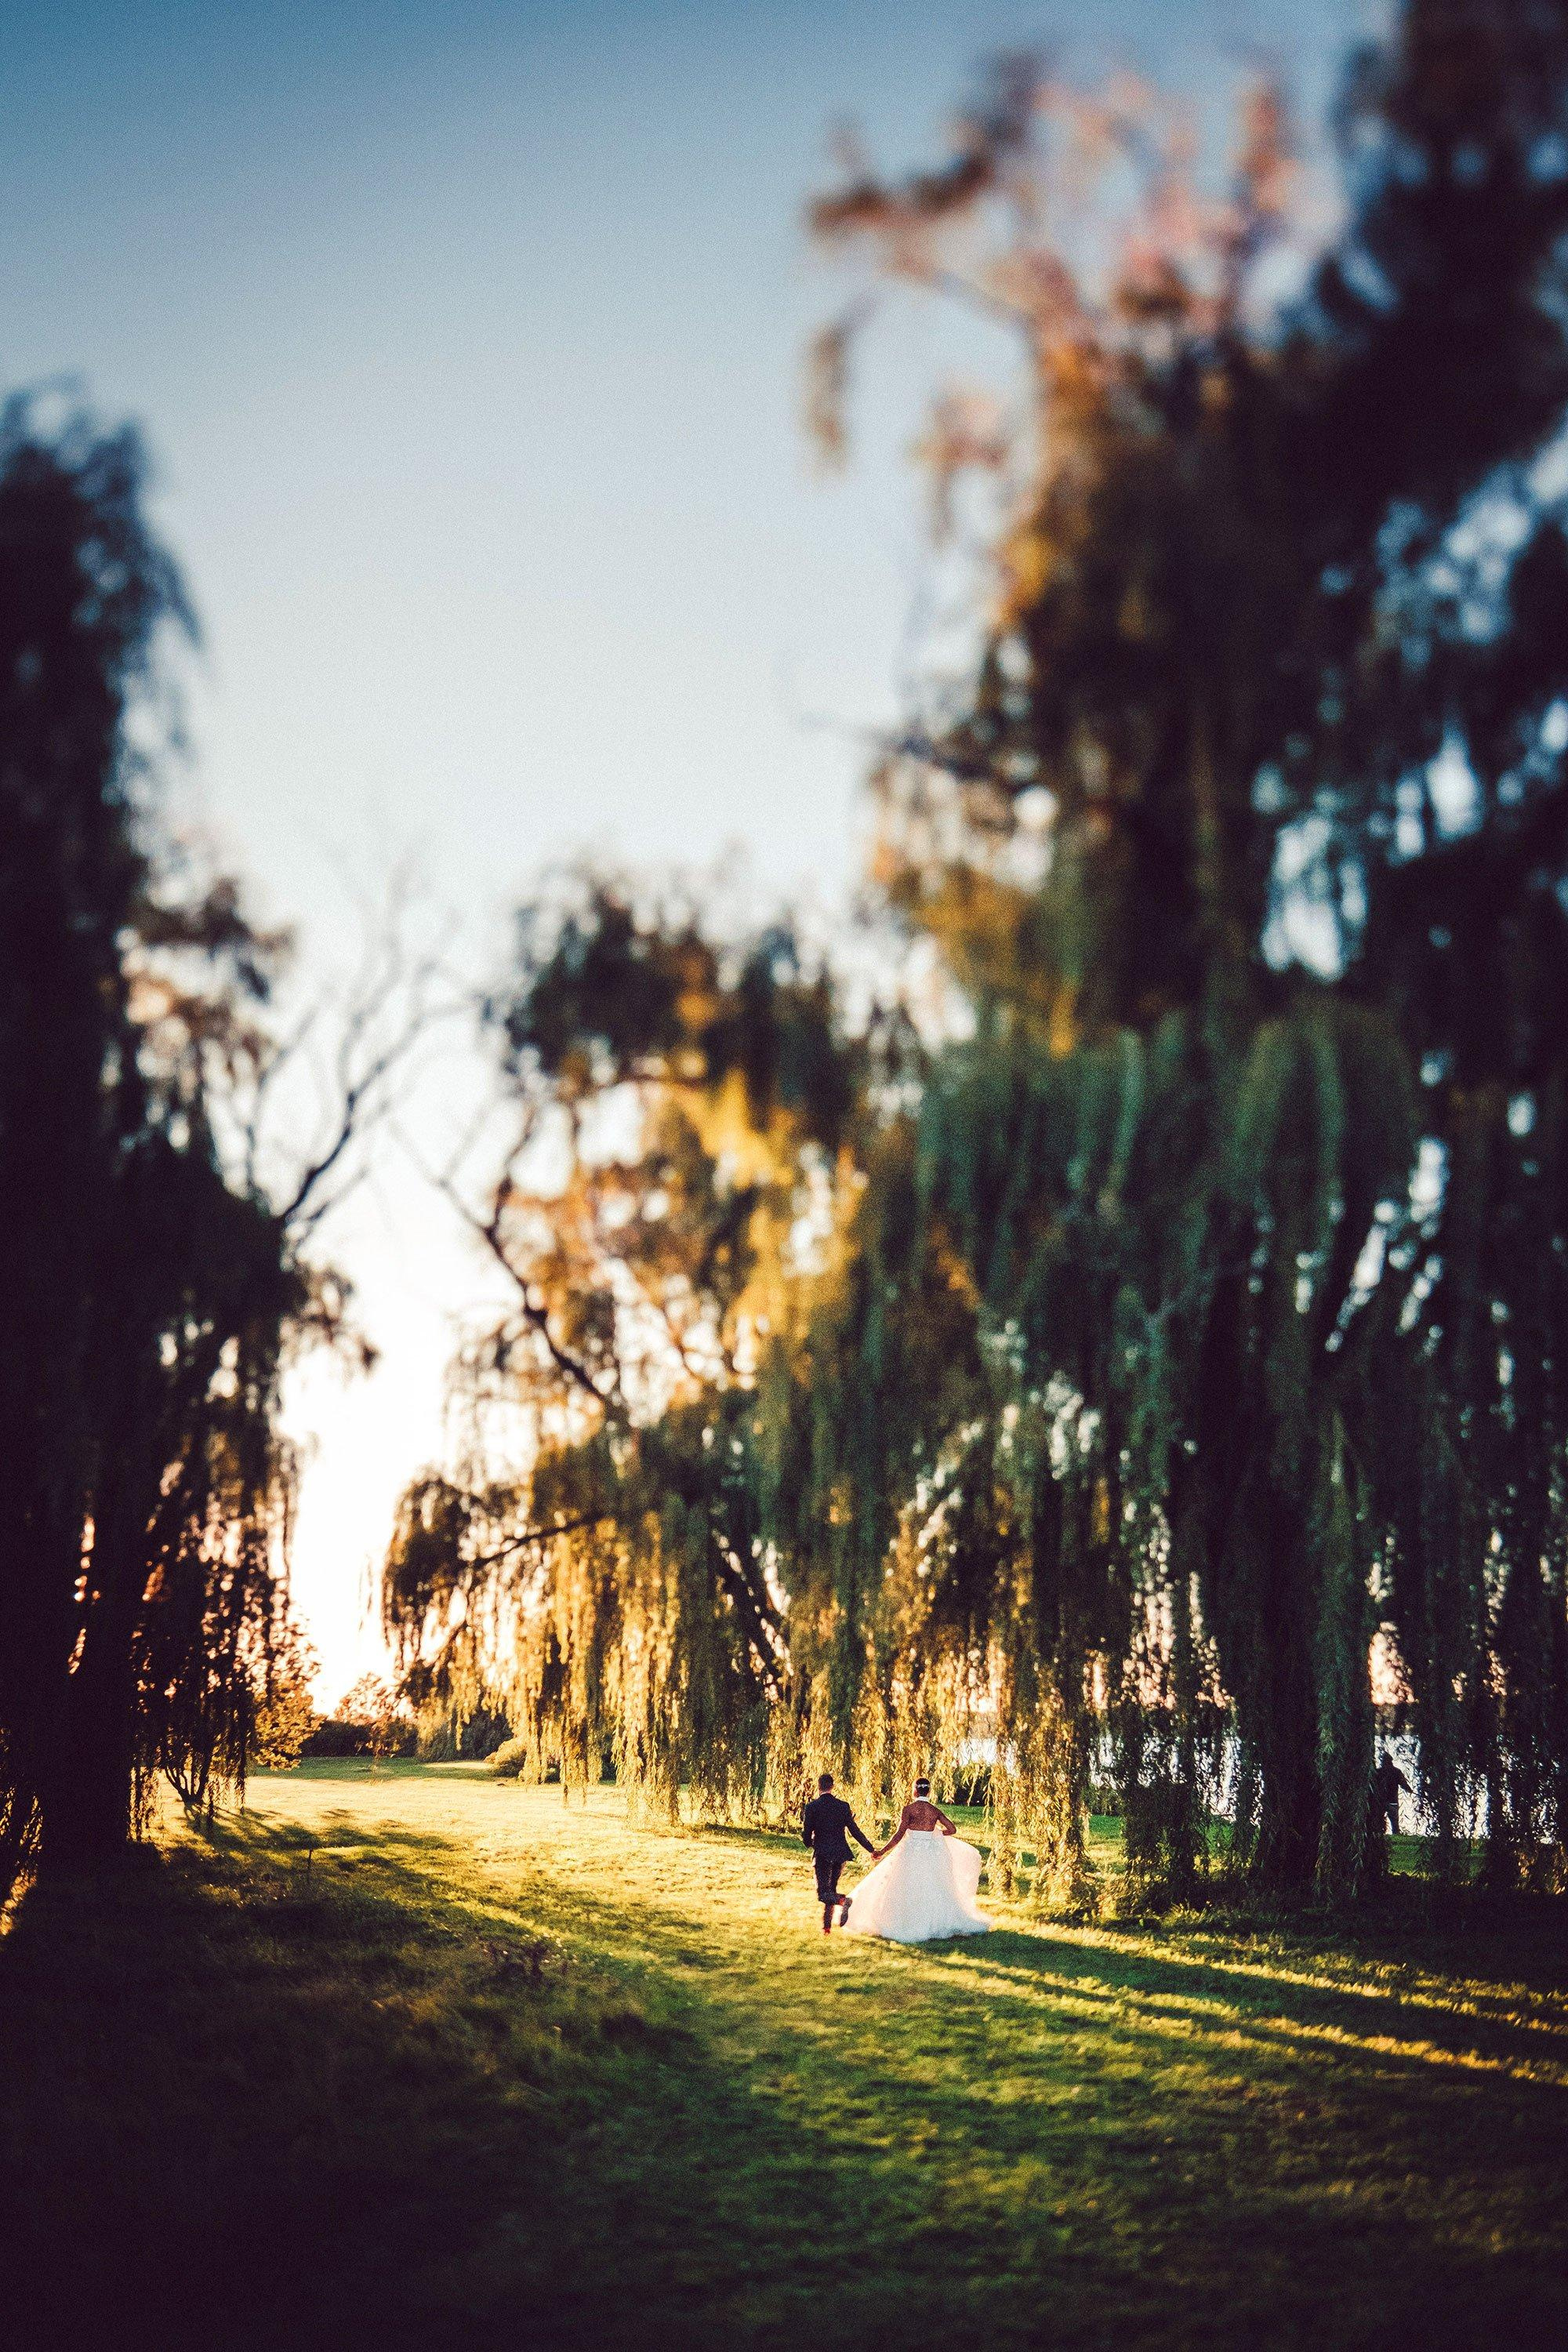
801,1792,874,1860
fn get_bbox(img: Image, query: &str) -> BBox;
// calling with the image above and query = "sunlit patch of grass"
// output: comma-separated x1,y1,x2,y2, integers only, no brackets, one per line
1,1766,1563,2350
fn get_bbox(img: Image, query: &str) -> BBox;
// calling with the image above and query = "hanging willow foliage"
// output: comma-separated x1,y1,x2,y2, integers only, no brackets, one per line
387,2,1568,1907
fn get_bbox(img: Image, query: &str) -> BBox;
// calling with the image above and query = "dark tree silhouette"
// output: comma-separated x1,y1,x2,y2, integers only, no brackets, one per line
0,400,392,1889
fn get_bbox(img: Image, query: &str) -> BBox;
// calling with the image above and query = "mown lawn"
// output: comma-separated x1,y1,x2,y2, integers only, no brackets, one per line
2,1762,1564,2350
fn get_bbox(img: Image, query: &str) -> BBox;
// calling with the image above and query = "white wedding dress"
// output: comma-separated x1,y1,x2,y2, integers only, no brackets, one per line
843,1828,992,1943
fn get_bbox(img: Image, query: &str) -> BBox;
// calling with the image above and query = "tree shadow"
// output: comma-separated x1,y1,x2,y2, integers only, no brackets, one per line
698,1820,804,1853
0,1817,751,2349
959,1925,1568,2078
4,1806,1564,2351
241,1806,1568,2346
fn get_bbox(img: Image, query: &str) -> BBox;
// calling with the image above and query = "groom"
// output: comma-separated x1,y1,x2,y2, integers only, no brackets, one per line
800,1773,877,1935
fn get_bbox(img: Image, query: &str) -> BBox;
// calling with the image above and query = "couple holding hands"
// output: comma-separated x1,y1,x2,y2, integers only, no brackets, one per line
800,1773,992,1945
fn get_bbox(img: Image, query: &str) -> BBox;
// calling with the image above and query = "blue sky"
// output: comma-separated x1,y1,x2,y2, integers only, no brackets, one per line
0,0,1380,1697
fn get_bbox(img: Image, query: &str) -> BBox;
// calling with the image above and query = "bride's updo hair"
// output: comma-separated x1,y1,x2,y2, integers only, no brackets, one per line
914,1777,931,1796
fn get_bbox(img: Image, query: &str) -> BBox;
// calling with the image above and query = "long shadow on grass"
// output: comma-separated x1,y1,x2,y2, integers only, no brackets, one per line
14,1801,1542,2351
958,1927,1568,2079
0,1819,847,2351
260,1803,1568,2094
699,1821,808,1854
240,1808,1568,2350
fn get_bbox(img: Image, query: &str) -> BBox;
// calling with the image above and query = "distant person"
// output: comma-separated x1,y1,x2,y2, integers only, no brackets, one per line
800,1773,877,1934
842,1777,992,1944
1373,1749,1412,1838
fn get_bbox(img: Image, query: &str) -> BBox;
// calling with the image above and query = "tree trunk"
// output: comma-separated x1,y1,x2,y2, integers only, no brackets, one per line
1249,1582,1323,1898
36,1431,157,1875
1225,1505,1325,1900
38,1649,137,1871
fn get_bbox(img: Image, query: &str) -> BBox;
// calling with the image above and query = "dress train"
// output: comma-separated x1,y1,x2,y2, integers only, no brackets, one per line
843,1828,992,1943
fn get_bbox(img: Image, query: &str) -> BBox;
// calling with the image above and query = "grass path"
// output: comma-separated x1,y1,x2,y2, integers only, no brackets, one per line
2,1762,1565,2349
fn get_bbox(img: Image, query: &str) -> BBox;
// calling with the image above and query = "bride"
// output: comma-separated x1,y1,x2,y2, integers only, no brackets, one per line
843,1778,992,1944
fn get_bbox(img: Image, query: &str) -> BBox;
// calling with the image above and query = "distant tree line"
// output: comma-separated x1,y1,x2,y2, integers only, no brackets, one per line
384,0,1568,1907
247,1654,426,1767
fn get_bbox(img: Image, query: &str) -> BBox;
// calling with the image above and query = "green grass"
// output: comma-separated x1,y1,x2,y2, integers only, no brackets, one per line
2,1764,1564,2350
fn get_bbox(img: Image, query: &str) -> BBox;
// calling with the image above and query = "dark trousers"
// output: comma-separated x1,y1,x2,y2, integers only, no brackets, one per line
814,1850,848,1907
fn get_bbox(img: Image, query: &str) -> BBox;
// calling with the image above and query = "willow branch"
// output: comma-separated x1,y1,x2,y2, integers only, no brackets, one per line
465,1510,615,1573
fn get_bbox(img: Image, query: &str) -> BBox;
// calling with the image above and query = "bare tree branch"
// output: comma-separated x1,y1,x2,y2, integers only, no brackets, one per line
425,1158,622,1419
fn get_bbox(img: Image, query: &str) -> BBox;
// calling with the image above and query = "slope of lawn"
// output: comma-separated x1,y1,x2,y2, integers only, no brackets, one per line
1,1761,1564,2350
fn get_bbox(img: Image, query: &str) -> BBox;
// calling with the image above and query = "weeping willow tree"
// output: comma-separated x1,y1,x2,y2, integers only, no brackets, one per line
383,885,869,1813
805,0,1568,1900
388,0,1568,1905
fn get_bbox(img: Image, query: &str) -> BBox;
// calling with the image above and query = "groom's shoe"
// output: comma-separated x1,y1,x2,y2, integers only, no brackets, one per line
839,1896,852,1920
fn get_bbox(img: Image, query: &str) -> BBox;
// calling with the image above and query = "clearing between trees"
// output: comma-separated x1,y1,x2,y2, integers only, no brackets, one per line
2,1762,1563,2350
